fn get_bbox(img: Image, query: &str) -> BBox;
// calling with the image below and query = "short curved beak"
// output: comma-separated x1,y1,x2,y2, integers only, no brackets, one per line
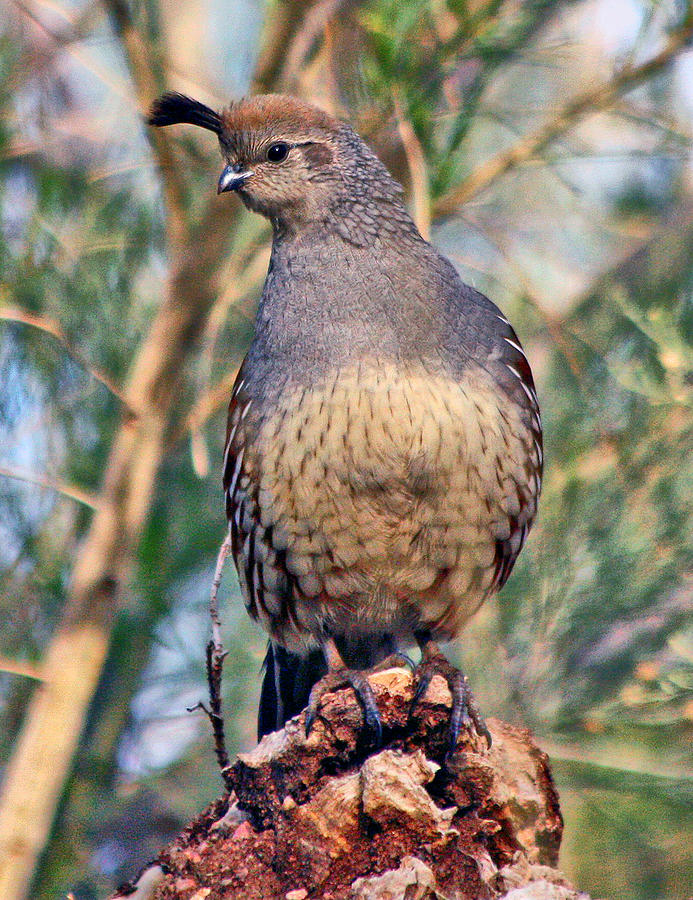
218,165,253,194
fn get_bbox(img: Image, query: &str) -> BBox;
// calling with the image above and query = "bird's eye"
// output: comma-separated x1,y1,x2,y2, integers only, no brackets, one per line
266,142,290,163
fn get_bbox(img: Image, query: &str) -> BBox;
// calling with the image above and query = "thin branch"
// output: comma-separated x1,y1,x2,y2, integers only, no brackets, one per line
0,465,99,509
187,642,233,791
434,20,693,216
205,532,234,789
1,304,135,415
210,531,232,655
393,91,431,240
188,531,234,793
276,0,352,91
0,657,44,682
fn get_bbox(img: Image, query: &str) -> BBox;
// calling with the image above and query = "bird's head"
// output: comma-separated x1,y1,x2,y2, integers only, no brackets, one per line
148,92,408,239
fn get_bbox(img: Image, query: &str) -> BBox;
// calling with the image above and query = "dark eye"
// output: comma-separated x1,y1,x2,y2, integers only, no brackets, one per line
266,142,289,163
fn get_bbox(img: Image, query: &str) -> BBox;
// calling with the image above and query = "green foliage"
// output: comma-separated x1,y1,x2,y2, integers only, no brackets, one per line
359,0,576,196
496,217,693,737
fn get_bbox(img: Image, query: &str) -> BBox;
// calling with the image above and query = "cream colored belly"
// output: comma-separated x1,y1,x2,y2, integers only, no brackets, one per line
250,364,537,644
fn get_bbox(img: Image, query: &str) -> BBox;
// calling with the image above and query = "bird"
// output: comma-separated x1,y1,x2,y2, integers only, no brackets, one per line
148,91,543,752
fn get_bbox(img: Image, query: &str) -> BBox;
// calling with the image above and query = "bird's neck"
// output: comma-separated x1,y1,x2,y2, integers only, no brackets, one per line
271,193,420,247
250,214,447,381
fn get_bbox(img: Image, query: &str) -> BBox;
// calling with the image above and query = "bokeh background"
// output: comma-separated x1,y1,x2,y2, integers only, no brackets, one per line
0,0,692,898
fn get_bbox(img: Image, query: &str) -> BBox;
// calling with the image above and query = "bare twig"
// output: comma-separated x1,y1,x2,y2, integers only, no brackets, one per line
206,640,232,785
210,530,232,653
189,529,235,790
188,640,233,792
434,20,693,216
189,530,234,788
0,465,99,509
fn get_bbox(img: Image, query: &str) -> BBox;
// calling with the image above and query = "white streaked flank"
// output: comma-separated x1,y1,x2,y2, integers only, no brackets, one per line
228,446,245,498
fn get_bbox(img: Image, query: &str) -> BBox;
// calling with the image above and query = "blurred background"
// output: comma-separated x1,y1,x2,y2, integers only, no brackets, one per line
0,0,691,897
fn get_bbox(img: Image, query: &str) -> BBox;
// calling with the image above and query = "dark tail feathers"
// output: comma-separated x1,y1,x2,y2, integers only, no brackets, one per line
258,643,327,740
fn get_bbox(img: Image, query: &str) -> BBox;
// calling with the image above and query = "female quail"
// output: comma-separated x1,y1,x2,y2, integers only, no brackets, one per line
149,93,543,750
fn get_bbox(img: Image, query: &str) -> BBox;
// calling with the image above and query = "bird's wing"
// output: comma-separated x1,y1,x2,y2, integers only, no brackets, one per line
442,281,543,594
482,311,543,593
223,359,305,640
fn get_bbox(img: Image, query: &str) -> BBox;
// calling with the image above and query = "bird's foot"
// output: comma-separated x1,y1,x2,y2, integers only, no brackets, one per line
410,638,492,757
305,664,382,746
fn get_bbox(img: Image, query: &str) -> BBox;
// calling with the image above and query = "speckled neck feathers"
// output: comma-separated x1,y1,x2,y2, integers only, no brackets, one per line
315,124,420,247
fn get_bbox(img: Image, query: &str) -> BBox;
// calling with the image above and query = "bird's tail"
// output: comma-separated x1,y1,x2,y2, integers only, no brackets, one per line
258,643,326,740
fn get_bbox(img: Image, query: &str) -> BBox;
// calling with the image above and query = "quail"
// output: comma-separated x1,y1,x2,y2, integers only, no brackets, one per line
148,92,543,751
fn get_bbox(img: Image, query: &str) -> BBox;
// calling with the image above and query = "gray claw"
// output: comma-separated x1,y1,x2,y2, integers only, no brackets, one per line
304,668,382,747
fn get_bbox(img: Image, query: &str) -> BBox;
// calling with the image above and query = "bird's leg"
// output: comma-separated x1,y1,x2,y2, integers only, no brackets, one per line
305,637,382,745
410,631,492,755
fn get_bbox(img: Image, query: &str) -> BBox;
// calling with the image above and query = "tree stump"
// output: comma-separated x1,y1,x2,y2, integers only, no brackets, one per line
113,669,593,900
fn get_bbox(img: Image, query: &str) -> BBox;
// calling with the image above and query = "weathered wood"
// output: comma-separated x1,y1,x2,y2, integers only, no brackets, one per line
114,670,592,900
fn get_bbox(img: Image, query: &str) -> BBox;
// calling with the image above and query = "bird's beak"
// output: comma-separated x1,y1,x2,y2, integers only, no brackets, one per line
218,165,253,194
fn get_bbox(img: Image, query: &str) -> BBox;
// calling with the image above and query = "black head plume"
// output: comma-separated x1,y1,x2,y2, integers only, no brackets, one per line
147,92,222,135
